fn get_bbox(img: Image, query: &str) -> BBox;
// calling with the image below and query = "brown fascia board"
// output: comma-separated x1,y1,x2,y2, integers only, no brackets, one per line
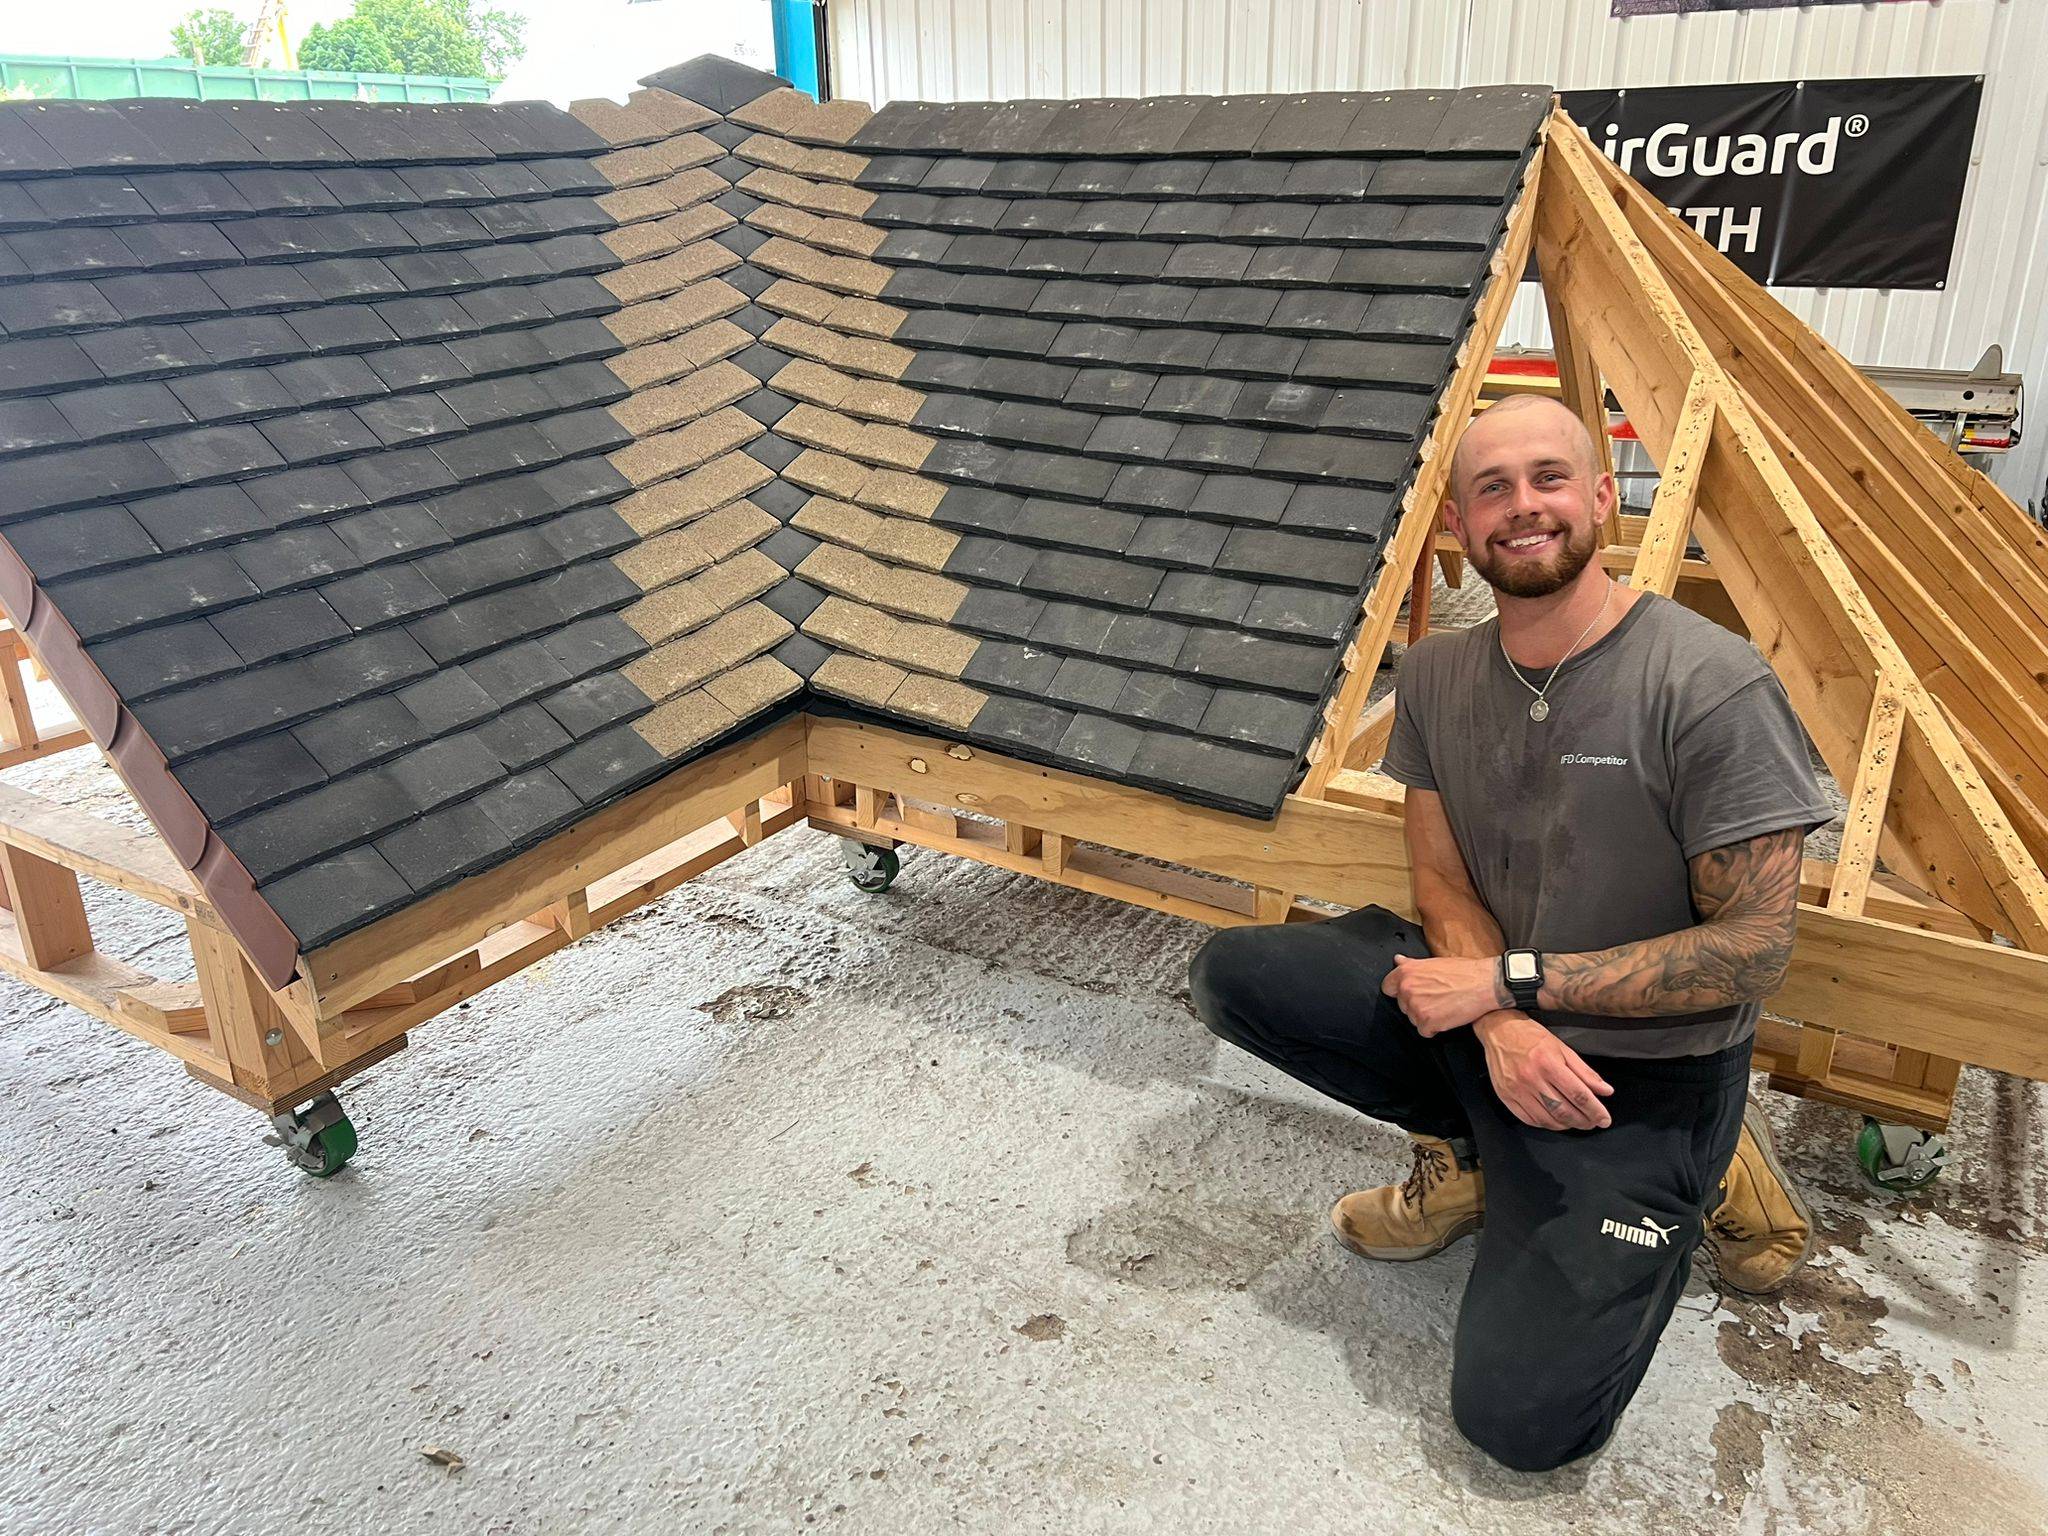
0,533,301,989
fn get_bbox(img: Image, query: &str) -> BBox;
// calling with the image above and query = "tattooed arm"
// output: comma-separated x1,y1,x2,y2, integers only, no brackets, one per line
1537,827,1805,1017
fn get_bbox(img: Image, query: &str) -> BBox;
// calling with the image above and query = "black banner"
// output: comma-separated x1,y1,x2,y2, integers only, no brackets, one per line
1559,77,1980,288
1615,0,1915,14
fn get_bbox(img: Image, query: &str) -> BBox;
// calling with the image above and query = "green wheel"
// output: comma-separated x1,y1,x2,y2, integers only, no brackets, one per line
845,845,900,893
303,1113,358,1179
271,1091,358,1178
1855,1116,1949,1192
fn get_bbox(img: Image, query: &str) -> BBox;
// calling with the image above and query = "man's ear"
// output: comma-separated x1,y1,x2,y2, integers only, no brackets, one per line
1591,470,1616,529
1441,496,1464,544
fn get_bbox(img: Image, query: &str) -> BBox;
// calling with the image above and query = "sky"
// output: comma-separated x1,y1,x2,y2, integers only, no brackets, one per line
6,0,778,105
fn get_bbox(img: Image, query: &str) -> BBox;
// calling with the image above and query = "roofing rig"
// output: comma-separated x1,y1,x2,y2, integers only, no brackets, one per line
0,57,2040,1177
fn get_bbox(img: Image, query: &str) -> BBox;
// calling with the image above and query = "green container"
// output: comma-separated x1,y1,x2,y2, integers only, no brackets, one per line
0,53,492,103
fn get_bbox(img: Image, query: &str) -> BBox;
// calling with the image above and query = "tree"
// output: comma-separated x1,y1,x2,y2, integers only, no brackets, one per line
296,17,399,74
169,8,249,67
297,0,526,80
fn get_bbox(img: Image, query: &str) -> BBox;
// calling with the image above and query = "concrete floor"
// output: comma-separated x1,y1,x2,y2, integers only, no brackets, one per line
2,740,2045,1534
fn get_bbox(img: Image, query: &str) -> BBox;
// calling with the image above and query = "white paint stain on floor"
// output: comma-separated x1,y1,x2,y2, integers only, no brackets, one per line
0,746,2042,1535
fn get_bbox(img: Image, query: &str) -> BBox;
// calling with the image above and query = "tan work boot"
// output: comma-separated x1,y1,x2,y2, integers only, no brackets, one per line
1331,1133,1485,1261
1703,1098,1816,1295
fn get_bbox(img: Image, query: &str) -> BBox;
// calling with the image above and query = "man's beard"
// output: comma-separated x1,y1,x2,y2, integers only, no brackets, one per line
1469,520,1602,599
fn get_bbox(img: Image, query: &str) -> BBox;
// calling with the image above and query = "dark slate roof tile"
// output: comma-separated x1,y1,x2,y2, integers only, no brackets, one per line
1054,713,1144,776
210,590,351,664
374,796,508,891
167,366,296,423
970,694,1073,752
88,618,239,700
951,587,1044,640
1115,669,1212,732
261,848,413,947
475,701,572,773
1200,688,1319,752
6,504,156,580
229,524,359,592
292,693,430,777
1125,730,1291,814
474,768,581,846
1151,569,1256,626
550,722,668,805
1172,95,1284,155
178,731,328,823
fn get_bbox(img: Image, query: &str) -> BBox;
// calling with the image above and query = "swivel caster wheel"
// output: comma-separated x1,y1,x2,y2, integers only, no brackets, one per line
840,838,900,893
270,1092,358,1179
1855,1116,1949,1192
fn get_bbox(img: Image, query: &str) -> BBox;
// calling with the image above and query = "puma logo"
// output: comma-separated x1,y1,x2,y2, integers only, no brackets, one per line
1601,1215,1679,1249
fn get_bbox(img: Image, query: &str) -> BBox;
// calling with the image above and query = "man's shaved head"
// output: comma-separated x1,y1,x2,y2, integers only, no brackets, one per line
1449,394,1599,501
1442,393,1614,601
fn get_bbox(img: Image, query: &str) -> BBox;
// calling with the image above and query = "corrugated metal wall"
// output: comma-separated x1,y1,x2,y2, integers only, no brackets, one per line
827,0,2048,511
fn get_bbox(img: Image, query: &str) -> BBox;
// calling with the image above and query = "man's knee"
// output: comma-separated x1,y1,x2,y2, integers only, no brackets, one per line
1449,1373,1609,1473
1187,926,1261,1041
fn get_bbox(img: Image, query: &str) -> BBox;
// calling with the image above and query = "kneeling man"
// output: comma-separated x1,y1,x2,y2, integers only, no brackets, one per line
1191,396,1829,1471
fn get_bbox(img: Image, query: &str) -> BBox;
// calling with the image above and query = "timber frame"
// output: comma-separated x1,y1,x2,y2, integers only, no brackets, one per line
2,109,2045,1141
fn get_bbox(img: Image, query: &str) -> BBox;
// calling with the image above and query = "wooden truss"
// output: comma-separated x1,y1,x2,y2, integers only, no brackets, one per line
2,110,2044,1147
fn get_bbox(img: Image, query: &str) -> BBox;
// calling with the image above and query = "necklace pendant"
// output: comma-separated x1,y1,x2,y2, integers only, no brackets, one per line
1529,698,1550,722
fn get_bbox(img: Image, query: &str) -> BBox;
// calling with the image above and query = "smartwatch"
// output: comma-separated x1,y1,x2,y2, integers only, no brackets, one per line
1500,948,1544,1011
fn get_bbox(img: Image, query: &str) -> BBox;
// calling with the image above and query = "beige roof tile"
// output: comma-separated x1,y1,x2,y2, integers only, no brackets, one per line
888,674,987,731
736,166,874,220
803,99,874,145
823,294,906,339
616,451,772,535
604,277,744,348
634,687,738,758
705,655,802,718
683,546,784,614
797,543,967,623
802,594,898,656
624,604,792,702
734,132,809,173
744,201,819,243
624,580,720,646
782,448,868,500
839,379,923,426
807,215,887,259
602,202,732,263
756,278,841,325
595,184,674,226
609,408,761,488
811,652,907,710
607,316,749,391
776,404,930,471
795,147,867,183
611,359,755,437
615,525,713,591
625,87,719,136
724,87,818,137
692,499,779,561
600,240,736,306
767,357,854,410
790,496,876,546
857,467,946,520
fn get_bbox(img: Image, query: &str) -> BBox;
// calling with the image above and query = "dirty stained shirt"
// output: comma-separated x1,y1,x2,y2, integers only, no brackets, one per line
1382,592,1831,1059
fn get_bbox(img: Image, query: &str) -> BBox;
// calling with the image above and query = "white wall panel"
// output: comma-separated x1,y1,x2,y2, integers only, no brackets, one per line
828,0,2048,509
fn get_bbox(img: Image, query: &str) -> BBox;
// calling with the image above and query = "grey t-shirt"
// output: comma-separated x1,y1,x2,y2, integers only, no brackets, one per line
1382,593,1830,1059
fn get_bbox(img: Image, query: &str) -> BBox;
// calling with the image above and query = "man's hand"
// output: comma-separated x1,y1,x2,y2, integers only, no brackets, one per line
1474,1013,1614,1131
1380,953,1506,1036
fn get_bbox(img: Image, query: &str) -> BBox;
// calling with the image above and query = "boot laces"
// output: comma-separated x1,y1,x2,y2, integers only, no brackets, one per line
1402,1141,1451,1208
1709,1211,1753,1244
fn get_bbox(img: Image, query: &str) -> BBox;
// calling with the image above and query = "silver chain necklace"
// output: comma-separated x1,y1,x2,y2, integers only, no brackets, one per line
1497,582,1614,722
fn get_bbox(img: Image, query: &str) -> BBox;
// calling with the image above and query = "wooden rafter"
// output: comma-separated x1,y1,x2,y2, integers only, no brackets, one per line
1303,142,1546,796
1536,110,2048,950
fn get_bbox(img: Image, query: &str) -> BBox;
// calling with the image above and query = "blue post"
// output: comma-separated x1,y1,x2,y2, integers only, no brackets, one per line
770,0,824,100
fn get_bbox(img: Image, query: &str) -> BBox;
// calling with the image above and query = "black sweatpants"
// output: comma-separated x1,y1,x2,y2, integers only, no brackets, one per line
1188,904,1749,1472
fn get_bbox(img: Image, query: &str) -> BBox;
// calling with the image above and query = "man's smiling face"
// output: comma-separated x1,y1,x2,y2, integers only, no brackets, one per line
1444,396,1615,600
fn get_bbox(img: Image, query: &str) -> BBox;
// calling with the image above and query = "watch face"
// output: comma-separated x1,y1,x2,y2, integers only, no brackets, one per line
1505,952,1540,983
